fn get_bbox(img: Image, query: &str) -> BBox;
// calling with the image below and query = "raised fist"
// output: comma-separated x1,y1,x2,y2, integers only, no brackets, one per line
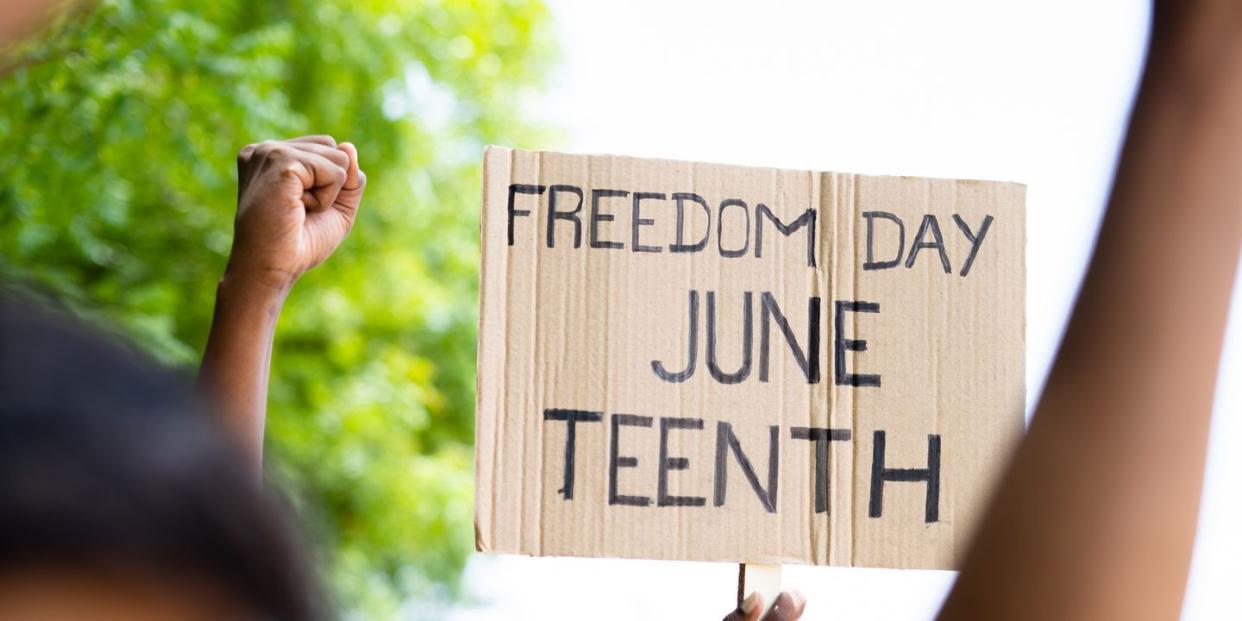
227,135,366,292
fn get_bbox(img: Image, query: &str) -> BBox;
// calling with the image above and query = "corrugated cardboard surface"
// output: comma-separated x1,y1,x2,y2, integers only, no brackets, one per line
476,147,1024,569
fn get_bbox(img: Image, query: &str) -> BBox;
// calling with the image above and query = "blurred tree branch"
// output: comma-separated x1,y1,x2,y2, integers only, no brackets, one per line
0,0,557,615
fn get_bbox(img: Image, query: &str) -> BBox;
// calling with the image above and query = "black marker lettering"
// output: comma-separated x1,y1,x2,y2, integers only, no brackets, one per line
609,414,653,507
791,427,851,513
706,291,753,384
507,183,544,246
759,293,821,383
546,184,583,248
543,408,603,499
834,301,881,387
717,199,750,258
652,290,699,383
952,214,993,277
905,214,951,273
713,422,779,513
631,192,665,253
862,211,904,270
755,204,817,267
670,192,711,253
868,431,941,523
658,417,707,507
590,189,627,250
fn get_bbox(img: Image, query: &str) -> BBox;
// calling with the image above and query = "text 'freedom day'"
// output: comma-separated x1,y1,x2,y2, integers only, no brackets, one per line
506,183,995,276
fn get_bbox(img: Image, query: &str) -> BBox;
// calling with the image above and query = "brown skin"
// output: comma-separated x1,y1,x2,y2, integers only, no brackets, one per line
723,591,808,621
0,567,255,621
0,0,1228,617
198,135,365,467
1,12,354,621
940,2,1242,620
196,2,1241,619
200,134,806,619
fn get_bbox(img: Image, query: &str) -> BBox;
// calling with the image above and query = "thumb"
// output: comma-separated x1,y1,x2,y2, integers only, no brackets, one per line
723,592,763,621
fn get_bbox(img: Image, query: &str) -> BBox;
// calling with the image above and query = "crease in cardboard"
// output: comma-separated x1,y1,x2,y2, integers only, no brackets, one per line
475,147,1025,569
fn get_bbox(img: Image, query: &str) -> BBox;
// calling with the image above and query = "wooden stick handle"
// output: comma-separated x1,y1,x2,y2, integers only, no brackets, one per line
737,563,782,616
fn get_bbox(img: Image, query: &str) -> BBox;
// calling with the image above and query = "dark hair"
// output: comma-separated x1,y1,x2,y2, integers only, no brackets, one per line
0,294,330,620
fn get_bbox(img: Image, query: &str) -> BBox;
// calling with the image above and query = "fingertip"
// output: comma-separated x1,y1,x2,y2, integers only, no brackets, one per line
742,591,763,620
768,590,806,620
784,589,805,608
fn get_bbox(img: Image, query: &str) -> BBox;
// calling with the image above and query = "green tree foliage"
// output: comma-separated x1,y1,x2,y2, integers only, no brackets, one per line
0,0,555,614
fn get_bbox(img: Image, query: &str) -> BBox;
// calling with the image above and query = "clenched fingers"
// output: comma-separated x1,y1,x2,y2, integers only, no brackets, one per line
289,150,347,211
287,134,337,148
287,141,350,170
256,146,347,212
237,136,362,216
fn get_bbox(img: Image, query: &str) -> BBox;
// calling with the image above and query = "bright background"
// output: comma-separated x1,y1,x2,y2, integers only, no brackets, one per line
450,1,1242,619
3,1,1239,619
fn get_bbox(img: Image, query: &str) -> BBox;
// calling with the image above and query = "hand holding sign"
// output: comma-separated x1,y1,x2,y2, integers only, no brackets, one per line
723,590,807,621
229,135,367,293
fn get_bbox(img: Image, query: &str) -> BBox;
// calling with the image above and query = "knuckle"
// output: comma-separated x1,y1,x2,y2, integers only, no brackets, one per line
256,140,282,156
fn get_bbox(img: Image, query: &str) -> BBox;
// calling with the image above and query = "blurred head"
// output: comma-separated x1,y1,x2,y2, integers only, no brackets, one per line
0,294,329,620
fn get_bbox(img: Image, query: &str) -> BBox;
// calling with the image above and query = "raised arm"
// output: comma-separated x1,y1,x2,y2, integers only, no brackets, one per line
199,135,366,471
940,3,1242,619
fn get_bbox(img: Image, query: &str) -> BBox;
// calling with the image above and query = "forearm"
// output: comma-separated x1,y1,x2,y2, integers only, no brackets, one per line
198,271,288,471
197,135,362,473
941,9,1242,621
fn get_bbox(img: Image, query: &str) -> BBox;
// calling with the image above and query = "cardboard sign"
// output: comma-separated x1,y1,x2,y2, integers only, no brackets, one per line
475,147,1024,568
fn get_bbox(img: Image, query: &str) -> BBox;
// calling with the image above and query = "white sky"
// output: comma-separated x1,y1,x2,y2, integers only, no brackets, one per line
450,1,1242,618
